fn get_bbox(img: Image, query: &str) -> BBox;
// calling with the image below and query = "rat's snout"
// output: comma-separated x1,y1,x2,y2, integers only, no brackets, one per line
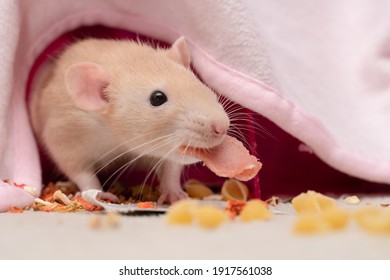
211,122,228,137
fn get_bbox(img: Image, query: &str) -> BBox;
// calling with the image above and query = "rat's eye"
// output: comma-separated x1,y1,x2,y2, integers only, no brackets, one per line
150,91,168,106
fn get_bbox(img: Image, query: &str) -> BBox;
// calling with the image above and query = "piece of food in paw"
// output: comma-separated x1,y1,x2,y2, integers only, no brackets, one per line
184,179,214,199
293,214,329,234
354,206,390,234
292,190,336,214
221,179,249,202
240,199,272,222
165,199,198,225
193,205,227,229
179,135,261,181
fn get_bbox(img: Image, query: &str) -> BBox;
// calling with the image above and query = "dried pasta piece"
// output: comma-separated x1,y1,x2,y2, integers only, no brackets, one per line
184,179,214,199
165,200,198,225
354,206,390,234
293,214,329,234
240,199,271,222
292,190,336,214
292,191,349,234
193,205,227,229
322,207,349,230
221,179,249,202
34,198,53,206
53,190,72,206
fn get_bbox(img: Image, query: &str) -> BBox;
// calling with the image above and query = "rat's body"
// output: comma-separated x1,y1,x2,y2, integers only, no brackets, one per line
29,37,229,204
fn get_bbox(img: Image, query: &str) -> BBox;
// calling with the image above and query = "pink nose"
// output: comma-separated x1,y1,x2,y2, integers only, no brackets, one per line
212,123,227,137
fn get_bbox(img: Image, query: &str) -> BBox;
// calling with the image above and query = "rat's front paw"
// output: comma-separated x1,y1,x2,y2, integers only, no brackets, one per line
96,191,120,204
157,188,189,205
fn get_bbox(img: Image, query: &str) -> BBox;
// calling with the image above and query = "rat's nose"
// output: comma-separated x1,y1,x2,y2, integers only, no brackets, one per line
211,122,228,137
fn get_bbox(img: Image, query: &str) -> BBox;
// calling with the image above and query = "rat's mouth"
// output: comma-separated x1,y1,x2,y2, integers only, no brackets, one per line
178,144,212,157
177,139,223,159
178,136,262,181
175,145,209,164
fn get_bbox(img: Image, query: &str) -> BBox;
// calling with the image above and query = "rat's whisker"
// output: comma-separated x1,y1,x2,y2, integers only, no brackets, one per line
140,139,183,195
218,94,234,109
92,133,176,179
84,132,167,172
86,134,175,189
223,102,238,115
226,108,248,119
101,136,176,190
229,116,275,140
229,123,272,140
227,126,251,149
122,137,182,200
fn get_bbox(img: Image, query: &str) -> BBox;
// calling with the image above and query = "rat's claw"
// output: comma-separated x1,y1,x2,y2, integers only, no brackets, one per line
157,189,189,205
96,191,120,204
157,193,168,205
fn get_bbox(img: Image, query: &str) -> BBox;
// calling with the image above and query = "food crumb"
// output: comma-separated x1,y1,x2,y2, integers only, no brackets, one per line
8,206,24,213
89,215,101,229
203,194,223,201
23,186,37,196
106,211,120,228
344,195,360,205
265,196,281,206
137,201,156,209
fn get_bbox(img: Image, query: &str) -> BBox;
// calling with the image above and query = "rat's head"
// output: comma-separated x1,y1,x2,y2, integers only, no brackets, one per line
64,37,230,164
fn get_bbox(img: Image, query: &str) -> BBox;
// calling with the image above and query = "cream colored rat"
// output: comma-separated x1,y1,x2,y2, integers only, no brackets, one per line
29,37,230,204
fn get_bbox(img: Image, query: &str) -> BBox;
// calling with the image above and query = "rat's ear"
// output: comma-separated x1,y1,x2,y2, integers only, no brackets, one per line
168,36,191,68
64,62,110,111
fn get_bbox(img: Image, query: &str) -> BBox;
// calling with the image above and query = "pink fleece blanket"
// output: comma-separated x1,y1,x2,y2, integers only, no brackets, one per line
1,0,390,211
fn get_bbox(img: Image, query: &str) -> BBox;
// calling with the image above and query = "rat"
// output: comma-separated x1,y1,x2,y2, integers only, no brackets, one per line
29,36,230,204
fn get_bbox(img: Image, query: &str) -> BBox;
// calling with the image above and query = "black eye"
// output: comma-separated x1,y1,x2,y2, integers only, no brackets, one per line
150,91,168,106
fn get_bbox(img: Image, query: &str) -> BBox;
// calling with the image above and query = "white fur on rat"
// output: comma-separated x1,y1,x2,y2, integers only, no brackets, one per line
29,37,230,204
